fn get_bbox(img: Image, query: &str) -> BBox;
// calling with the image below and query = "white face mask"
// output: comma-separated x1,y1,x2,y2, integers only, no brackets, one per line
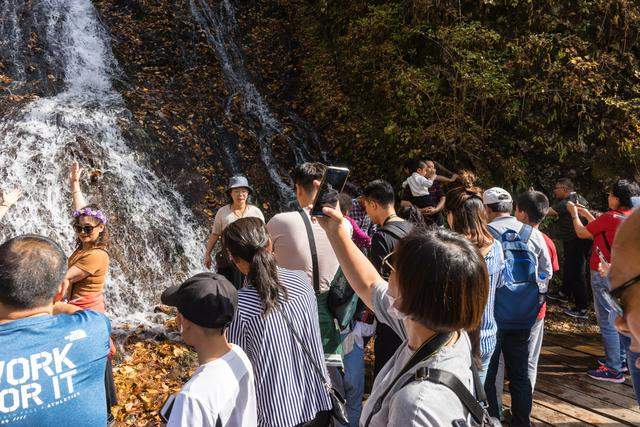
385,292,409,321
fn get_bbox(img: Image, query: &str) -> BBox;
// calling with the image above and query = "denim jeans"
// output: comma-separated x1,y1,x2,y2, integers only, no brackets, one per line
528,317,544,390
592,271,626,371
622,335,640,405
477,350,493,386
485,329,532,427
342,342,364,426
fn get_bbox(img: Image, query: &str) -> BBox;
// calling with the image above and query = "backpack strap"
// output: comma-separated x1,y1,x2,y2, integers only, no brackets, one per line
597,211,629,256
378,221,410,241
405,366,489,425
298,209,320,293
362,332,452,427
487,224,501,240
519,224,534,245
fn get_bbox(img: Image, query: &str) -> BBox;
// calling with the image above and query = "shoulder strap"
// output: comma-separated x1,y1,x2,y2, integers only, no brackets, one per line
487,224,500,240
298,210,320,293
277,304,329,387
363,332,452,427
378,221,410,241
407,367,488,425
598,211,629,255
519,223,533,244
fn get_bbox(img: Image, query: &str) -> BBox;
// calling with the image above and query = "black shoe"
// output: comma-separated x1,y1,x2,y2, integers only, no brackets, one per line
547,291,568,303
564,307,588,319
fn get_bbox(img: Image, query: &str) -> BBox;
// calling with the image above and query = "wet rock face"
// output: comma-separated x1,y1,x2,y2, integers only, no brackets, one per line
92,0,328,218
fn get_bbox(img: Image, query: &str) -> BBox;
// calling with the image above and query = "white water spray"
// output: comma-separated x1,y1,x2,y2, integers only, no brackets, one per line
0,0,206,323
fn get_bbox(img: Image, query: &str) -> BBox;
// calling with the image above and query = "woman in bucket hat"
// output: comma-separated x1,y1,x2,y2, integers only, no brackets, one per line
204,175,265,288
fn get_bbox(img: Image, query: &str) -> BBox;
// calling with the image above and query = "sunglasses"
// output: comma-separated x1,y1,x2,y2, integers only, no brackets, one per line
601,272,640,317
382,251,396,273
74,224,98,234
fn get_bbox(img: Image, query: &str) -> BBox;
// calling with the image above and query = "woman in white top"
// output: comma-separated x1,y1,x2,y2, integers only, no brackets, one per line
317,204,490,427
204,175,265,288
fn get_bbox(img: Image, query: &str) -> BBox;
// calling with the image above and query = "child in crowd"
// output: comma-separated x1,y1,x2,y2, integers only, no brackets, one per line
161,273,257,426
402,160,458,208
338,192,371,251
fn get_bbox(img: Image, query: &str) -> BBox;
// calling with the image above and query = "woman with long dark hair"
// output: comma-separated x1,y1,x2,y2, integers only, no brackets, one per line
224,217,331,427
445,174,504,383
65,161,117,421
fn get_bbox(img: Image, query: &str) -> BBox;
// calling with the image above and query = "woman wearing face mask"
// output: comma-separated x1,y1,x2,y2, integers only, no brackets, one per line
223,217,332,427
317,205,489,426
64,161,117,421
445,177,503,384
204,175,265,288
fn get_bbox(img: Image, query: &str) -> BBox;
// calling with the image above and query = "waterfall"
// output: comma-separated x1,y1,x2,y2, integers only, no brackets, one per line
0,0,207,323
189,0,328,207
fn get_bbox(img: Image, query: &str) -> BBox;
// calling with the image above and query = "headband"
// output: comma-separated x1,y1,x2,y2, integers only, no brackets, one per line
73,207,108,224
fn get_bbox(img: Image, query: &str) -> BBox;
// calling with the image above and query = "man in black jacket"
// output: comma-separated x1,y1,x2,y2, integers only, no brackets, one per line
361,180,413,376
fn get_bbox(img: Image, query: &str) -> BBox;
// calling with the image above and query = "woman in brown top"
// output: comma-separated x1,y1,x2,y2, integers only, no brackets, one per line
65,161,117,420
65,161,110,311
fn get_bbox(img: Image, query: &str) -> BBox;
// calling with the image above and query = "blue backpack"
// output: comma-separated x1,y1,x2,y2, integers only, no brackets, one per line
488,223,541,330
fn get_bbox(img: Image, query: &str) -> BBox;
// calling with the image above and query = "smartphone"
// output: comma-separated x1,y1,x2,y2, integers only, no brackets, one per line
568,192,578,204
310,166,350,216
595,246,608,265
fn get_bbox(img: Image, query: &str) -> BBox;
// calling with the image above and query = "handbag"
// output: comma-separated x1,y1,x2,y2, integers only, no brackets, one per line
278,305,349,425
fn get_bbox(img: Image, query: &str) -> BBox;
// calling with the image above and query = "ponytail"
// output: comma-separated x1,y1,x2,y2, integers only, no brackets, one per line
249,246,288,315
222,217,288,316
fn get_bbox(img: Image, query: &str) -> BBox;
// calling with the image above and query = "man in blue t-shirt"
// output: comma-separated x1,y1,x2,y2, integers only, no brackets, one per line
0,235,111,426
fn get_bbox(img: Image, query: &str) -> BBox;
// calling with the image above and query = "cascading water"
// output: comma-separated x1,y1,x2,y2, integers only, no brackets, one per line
0,0,206,323
189,0,327,207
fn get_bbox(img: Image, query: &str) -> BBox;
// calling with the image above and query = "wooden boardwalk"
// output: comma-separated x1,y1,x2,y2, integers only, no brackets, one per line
503,332,640,426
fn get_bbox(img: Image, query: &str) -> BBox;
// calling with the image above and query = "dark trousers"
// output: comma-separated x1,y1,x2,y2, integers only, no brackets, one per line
374,322,403,378
105,358,117,420
485,329,532,427
561,238,591,310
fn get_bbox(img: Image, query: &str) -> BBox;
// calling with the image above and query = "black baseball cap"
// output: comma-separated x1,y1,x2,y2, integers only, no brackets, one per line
161,272,237,329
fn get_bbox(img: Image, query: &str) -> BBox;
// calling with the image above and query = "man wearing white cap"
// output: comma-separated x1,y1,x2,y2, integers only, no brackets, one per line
482,187,552,427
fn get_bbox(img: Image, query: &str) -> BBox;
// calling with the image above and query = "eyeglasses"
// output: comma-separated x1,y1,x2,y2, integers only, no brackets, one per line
601,272,640,317
382,251,396,273
74,224,97,234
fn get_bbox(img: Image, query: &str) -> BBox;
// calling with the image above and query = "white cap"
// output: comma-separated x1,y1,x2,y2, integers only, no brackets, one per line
483,187,512,205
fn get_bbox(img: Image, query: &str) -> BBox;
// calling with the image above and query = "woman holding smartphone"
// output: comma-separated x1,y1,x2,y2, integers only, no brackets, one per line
568,179,640,383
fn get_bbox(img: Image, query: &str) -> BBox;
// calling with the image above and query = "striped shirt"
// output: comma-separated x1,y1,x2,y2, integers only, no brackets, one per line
480,239,504,359
228,267,332,427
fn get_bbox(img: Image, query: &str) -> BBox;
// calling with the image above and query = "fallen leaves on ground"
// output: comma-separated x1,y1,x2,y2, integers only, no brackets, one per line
112,320,197,426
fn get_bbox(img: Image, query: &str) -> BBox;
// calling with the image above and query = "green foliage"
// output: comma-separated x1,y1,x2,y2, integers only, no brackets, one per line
248,0,640,200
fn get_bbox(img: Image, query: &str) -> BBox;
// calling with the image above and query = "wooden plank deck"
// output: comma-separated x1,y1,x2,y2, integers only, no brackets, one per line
502,332,639,426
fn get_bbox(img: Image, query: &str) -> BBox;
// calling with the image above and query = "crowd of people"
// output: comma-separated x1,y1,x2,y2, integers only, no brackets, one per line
1,159,640,427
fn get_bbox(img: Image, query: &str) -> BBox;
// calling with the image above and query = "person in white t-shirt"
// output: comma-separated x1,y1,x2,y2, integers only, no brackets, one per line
204,176,265,288
161,273,257,427
402,160,458,209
